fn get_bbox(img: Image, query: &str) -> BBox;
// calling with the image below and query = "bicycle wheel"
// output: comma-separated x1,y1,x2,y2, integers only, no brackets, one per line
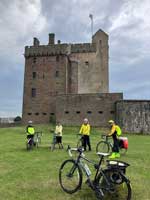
96,141,110,153
59,159,83,194
36,139,39,148
77,138,83,148
97,169,131,200
51,143,55,151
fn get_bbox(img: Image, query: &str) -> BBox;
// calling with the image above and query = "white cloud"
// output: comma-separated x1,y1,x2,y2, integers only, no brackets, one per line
0,0,47,68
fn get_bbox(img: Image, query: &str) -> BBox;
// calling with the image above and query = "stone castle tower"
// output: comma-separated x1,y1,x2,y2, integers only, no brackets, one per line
22,29,115,124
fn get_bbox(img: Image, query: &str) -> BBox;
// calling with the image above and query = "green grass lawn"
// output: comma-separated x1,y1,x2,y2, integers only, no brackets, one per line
0,125,150,200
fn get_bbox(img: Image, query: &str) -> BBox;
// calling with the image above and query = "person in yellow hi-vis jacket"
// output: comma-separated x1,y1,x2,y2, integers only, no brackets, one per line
55,121,63,149
108,120,122,159
79,118,91,151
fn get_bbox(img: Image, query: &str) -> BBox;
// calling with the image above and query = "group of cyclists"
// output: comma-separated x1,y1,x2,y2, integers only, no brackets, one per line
26,118,123,159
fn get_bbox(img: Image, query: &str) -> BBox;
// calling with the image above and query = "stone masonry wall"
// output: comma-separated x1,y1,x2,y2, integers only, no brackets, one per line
56,93,123,126
116,100,150,133
22,54,68,124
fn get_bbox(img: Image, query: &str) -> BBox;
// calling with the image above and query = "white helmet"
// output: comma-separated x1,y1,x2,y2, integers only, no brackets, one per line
28,120,33,124
83,118,88,123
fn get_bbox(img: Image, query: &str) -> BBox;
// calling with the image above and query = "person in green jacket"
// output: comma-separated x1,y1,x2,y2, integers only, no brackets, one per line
26,121,35,142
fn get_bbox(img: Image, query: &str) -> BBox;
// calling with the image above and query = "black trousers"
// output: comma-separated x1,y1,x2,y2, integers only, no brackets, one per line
83,135,91,151
112,134,119,153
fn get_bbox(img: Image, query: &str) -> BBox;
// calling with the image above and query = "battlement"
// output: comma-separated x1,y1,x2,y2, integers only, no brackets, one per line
24,43,96,57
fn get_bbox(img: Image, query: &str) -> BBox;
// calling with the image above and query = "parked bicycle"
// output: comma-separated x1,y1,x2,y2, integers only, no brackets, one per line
50,130,57,151
76,133,84,148
34,131,42,148
96,135,128,155
50,130,63,151
26,137,34,150
59,146,131,200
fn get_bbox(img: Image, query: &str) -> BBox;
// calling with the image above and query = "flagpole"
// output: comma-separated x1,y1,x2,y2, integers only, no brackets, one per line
89,14,93,41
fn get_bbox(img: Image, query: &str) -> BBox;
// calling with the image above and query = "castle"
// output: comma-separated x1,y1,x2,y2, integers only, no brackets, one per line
22,29,150,133
22,29,122,126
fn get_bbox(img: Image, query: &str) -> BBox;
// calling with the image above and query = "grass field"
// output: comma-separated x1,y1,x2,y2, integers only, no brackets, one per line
0,125,150,200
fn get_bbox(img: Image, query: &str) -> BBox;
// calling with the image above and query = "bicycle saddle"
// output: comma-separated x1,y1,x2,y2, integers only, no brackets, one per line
96,152,110,157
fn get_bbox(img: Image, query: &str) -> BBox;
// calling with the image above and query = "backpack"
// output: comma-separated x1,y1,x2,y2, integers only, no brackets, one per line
116,125,122,136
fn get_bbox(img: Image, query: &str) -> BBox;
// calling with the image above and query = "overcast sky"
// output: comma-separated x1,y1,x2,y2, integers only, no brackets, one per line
0,0,150,117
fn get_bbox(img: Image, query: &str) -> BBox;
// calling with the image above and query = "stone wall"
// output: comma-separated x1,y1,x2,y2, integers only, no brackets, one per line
22,54,68,124
22,29,110,124
116,100,150,133
56,93,123,126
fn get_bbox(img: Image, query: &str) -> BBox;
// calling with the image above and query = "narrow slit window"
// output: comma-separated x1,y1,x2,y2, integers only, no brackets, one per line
87,111,92,114
76,111,80,114
110,111,115,114
33,57,36,63
31,88,36,97
56,71,59,77
85,61,89,66
32,72,36,79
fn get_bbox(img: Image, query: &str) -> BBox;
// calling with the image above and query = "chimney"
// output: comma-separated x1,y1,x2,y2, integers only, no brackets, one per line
57,40,61,44
33,37,40,46
49,33,55,45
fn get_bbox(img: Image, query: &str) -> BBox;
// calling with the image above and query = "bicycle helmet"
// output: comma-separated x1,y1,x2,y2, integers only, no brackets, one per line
108,120,114,124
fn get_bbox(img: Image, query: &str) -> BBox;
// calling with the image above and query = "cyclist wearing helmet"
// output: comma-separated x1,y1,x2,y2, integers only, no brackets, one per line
79,118,91,151
108,120,121,158
26,120,35,140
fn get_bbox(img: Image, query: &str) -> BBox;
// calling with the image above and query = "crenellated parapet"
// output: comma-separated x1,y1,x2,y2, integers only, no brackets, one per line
24,43,96,58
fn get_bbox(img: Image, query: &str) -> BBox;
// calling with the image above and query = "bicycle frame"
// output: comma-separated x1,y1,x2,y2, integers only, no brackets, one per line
68,147,107,185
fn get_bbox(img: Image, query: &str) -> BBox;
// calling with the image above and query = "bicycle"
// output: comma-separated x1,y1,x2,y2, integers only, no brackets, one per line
59,146,131,200
34,131,42,148
96,135,128,155
50,130,63,151
26,136,34,150
76,133,84,148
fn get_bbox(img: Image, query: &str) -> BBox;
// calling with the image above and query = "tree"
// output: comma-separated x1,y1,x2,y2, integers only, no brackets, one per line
14,116,22,122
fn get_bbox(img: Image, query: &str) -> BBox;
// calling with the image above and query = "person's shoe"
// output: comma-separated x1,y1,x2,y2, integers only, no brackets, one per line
115,153,120,158
109,152,116,159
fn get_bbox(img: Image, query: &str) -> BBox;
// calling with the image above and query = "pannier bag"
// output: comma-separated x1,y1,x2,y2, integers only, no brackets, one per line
119,137,128,149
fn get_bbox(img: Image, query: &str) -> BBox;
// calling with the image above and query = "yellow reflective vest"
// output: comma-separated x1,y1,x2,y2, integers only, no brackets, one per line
79,124,90,136
26,126,35,135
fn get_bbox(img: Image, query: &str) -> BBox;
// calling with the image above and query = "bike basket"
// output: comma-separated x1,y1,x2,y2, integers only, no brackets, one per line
106,160,130,169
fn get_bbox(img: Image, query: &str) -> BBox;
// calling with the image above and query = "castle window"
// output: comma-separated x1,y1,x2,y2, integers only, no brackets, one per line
55,71,59,77
32,72,36,79
110,111,115,114
76,111,80,114
33,57,36,63
35,113,39,115
43,113,47,115
28,113,32,115
50,113,55,115
31,88,36,97
85,61,89,66
87,111,92,114
56,55,59,62
98,111,103,114
65,111,69,114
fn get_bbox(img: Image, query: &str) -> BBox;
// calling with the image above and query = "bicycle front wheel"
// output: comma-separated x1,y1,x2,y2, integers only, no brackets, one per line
96,141,110,153
77,138,83,148
59,159,82,194
98,169,132,200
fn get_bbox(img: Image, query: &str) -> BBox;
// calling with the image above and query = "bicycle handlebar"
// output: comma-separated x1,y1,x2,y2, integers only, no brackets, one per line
67,145,84,157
